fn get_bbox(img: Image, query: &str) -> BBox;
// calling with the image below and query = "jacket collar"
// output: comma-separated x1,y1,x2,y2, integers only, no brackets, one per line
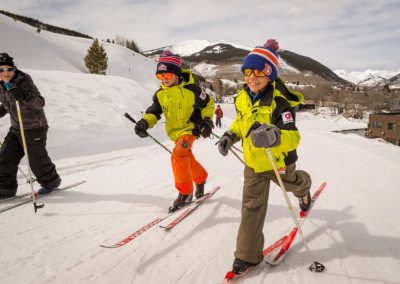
244,82,274,106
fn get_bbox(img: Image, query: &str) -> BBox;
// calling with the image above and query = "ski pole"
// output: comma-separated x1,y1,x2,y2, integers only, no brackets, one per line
265,147,325,272
124,112,172,154
0,141,35,184
15,101,44,213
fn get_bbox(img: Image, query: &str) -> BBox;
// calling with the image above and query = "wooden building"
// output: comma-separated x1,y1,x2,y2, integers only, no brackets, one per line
366,112,400,145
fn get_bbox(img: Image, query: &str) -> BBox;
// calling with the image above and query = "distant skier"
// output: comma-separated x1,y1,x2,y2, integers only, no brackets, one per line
217,40,312,275
0,53,61,198
214,104,223,128
134,50,215,212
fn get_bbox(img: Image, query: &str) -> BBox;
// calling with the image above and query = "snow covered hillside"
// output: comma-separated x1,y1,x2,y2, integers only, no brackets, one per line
0,14,156,83
0,70,160,159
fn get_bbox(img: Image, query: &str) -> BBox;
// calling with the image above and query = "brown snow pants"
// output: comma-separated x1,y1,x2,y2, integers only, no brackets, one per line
234,163,311,264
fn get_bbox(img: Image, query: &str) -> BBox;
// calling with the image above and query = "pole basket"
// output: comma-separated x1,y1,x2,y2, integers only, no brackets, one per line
309,261,325,273
34,202,44,213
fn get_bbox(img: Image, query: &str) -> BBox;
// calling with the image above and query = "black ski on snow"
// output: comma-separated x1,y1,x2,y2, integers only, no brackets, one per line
0,192,33,204
101,185,221,249
0,180,87,213
224,181,327,282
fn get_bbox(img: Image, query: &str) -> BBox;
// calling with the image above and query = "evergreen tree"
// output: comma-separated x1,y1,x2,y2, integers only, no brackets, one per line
84,39,108,75
127,39,141,53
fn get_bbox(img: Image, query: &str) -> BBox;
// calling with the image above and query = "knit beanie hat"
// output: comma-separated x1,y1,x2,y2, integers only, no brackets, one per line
241,39,280,81
156,50,182,76
0,53,15,67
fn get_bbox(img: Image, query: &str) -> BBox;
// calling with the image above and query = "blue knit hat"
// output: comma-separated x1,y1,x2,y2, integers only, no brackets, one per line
241,39,280,81
156,50,182,76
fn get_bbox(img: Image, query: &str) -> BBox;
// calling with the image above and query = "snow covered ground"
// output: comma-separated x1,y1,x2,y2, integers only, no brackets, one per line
1,76,400,283
1,12,400,284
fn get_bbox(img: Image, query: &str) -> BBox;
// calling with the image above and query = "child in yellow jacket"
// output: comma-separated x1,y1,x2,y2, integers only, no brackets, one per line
135,50,215,212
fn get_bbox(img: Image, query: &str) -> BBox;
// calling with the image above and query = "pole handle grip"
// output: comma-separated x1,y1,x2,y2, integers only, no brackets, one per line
124,113,137,124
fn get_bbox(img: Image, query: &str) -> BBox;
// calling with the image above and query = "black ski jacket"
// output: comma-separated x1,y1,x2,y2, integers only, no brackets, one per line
0,70,47,129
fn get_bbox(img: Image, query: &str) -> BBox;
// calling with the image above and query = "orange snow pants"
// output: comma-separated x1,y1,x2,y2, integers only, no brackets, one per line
171,134,208,195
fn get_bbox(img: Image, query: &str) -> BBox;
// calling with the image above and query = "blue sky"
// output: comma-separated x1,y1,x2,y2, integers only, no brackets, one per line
2,0,400,71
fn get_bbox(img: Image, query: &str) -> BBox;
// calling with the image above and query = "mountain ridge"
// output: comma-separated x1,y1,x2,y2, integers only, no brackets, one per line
144,40,350,86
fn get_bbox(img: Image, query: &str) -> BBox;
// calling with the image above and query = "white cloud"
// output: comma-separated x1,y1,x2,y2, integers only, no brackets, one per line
2,0,400,71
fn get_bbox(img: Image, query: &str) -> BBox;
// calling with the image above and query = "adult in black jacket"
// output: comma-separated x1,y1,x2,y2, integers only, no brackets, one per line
0,53,60,197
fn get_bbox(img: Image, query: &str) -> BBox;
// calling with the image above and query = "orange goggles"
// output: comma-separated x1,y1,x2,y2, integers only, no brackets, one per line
156,73,174,80
242,69,267,77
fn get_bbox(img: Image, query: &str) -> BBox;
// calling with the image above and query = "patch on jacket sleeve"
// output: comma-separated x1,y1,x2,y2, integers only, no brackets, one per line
281,111,294,124
199,90,207,100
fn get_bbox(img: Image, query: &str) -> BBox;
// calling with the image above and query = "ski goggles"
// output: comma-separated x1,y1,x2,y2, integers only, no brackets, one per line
242,68,267,77
156,73,174,80
0,67,16,73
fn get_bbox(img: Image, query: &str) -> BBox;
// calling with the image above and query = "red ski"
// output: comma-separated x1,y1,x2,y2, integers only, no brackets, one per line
224,181,327,282
160,185,220,230
265,181,327,265
101,185,220,248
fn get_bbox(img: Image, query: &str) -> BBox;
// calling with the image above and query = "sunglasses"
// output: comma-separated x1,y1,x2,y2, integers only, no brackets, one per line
0,67,16,73
156,73,174,80
243,69,267,77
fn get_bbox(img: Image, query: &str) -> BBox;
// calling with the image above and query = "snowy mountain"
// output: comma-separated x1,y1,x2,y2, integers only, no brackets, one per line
142,39,251,57
144,39,349,86
334,69,400,87
379,73,400,89
1,11,400,284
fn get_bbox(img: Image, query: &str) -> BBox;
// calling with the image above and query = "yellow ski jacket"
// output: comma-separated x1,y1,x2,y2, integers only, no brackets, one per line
230,78,304,173
143,69,215,141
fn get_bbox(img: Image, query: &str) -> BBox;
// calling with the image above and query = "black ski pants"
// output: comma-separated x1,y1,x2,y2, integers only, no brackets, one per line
0,126,61,196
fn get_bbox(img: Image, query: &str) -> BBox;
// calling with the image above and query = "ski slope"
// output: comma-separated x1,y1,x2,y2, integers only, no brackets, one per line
1,71,399,283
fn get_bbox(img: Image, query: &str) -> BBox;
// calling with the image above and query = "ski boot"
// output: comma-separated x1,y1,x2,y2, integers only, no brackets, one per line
169,193,193,213
232,258,259,275
0,188,17,199
195,182,205,199
299,191,312,211
37,187,57,195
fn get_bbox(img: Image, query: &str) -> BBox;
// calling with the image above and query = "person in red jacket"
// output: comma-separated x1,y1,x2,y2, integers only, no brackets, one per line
214,104,223,128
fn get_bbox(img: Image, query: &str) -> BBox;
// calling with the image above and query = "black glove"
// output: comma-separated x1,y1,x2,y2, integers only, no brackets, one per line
134,119,149,138
200,119,213,138
218,131,238,156
8,85,29,101
251,123,281,148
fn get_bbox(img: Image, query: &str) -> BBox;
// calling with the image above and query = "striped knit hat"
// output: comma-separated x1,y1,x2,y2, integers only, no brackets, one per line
156,50,182,76
241,39,280,81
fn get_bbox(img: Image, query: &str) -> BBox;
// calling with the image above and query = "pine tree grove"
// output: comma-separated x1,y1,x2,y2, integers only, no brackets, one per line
84,39,108,75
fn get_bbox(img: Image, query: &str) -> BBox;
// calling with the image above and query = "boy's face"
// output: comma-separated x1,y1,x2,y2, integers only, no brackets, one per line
244,69,270,93
0,65,16,83
160,73,179,87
